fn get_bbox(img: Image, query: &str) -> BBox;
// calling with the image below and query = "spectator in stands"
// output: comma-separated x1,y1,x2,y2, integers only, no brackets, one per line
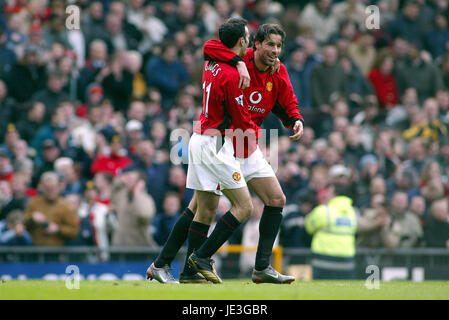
0,80,15,143
387,0,426,50
368,49,400,109
164,0,204,37
42,13,72,49
132,139,169,210
79,180,114,260
409,195,426,224
77,39,108,102
32,138,60,187
395,44,444,103
285,43,316,111
0,209,32,246
425,11,449,59
356,196,392,248
347,30,376,77
435,137,449,175
80,1,105,43
0,26,17,80
15,101,46,143
310,45,347,135
133,1,168,53
0,172,29,221
299,0,338,45
111,164,156,247
420,160,445,207
424,198,449,248
0,147,14,183
382,190,423,249
144,40,190,109
280,191,314,253
7,43,46,103
54,157,82,197
166,165,193,210
32,71,70,121
98,51,133,112
332,0,366,28
93,171,113,206
125,120,144,156
151,191,182,246
339,55,375,111
90,128,133,177
357,175,387,209
64,192,96,246
24,171,79,246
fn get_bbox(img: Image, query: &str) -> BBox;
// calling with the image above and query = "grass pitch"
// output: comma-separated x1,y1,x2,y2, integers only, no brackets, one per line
0,280,448,300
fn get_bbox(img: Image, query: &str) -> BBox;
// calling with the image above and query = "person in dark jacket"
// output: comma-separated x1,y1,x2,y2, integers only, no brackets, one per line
144,41,190,110
424,198,449,248
7,44,46,103
152,192,182,246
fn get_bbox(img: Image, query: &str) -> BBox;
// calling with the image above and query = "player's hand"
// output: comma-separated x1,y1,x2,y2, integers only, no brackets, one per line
270,58,280,75
289,120,304,141
236,61,250,90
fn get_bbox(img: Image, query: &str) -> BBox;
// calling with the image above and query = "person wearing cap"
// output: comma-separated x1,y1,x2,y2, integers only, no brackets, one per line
24,171,79,246
305,183,358,279
125,119,144,155
111,164,156,247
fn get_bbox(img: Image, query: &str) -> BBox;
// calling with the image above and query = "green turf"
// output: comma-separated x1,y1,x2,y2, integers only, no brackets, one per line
0,280,448,300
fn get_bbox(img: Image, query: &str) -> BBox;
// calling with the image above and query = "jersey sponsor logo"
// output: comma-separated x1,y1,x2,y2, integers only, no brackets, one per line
266,82,273,92
235,94,244,106
249,91,262,105
248,105,265,113
232,172,241,182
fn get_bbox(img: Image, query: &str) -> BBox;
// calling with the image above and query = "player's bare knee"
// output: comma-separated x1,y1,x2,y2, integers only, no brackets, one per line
265,193,286,207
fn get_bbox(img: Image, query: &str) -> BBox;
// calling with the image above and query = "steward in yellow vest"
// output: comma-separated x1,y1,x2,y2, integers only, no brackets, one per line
305,183,357,279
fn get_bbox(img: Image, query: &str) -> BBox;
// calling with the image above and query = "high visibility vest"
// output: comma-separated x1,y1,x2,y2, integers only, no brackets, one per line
305,196,357,258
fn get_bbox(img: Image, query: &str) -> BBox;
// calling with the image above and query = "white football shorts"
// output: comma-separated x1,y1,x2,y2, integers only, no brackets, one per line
186,133,246,193
238,145,276,182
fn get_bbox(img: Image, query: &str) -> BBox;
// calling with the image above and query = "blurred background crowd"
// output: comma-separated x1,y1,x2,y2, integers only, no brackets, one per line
0,0,449,262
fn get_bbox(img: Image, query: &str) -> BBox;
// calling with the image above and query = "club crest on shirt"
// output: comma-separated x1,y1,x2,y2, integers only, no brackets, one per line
232,172,241,182
266,81,273,92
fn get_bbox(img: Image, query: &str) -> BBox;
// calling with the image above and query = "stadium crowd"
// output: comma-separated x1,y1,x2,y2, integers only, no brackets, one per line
0,0,449,262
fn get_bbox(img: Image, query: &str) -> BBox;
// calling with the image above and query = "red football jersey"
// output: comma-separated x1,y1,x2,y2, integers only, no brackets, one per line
203,40,304,130
194,60,259,156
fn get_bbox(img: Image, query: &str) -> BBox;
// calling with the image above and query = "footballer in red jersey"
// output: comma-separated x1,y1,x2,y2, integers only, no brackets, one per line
149,18,260,284
148,23,300,285
198,23,302,283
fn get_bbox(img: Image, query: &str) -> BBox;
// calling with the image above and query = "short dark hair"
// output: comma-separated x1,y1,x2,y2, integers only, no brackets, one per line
219,17,248,49
252,23,286,50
